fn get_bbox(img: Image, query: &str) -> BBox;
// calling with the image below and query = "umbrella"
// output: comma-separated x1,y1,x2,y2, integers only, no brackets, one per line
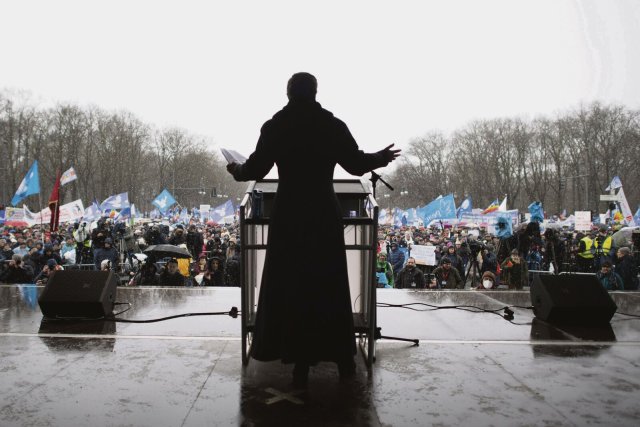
612,226,640,248
143,244,192,259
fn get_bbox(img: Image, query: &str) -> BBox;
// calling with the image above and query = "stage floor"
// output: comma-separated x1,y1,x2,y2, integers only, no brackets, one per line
1,285,639,427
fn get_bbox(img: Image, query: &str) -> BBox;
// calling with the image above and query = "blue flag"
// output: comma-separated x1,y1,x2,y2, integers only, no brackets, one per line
210,200,235,223
528,201,544,223
152,189,177,213
100,192,130,211
11,161,40,206
495,212,513,239
417,194,457,225
456,197,472,218
634,207,640,226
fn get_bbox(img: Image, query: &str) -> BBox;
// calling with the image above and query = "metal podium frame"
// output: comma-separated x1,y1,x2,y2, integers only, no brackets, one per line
240,179,379,367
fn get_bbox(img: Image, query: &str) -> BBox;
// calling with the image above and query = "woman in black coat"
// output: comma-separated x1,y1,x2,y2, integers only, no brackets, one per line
228,72,399,385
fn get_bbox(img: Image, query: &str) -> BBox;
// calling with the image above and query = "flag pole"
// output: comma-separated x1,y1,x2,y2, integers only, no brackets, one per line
38,192,44,244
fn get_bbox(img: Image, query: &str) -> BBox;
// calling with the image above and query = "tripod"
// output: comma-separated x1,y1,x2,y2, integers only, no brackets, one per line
465,250,482,288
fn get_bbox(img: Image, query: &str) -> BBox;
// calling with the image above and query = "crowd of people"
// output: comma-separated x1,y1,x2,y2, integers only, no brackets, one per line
375,222,640,291
0,218,241,287
1,217,639,292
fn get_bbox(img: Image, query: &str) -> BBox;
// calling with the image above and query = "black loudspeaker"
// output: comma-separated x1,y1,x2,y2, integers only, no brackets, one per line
530,274,617,326
38,270,118,318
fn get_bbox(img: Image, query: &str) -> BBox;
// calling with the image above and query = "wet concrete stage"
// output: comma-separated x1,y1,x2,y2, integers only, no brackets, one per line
1,285,639,426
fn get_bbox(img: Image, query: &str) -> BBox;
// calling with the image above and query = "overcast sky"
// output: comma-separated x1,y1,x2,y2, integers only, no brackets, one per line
2,0,639,177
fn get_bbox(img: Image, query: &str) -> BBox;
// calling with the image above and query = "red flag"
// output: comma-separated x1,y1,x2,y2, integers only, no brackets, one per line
49,171,61,232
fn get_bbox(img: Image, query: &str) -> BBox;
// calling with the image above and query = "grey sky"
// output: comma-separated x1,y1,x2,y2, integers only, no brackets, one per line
2,0,639,177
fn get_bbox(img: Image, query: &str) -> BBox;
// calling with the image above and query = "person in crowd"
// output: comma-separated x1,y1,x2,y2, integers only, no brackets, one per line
60,236,77,264
432,257,464,289
41,244,63,268
500,249,529,289
91,219,109,250
206,256,225,287
0,255,34,283
227,71,400,385
480,244,498,276
158,259,186,286
12,239,30,257
596,260,624,291
145,225,167,245
615,247,638,291
130,260,159,286
592,224,614,272
94,238,118,271
190,254,212,286
542,228,563,273
186,224,204,258
395,257,425,289
526,244,543,271
476,271,497,290
1,239,15,260
575,232,594,272
376,252,394,288
225,243,241,287
387,242,405,280
35,259,63,285
206,236,227,263
440,243,465,280
169,225,187,246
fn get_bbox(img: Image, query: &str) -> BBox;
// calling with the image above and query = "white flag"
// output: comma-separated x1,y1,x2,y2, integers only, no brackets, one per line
60,167,78,186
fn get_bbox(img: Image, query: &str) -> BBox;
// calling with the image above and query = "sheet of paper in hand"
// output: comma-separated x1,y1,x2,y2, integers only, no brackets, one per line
221,148,247,164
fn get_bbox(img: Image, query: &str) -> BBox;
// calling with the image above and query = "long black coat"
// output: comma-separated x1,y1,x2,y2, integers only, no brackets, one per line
232,100,389,364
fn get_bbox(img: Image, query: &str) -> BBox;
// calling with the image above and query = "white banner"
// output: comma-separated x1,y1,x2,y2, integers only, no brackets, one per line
575,211,592,231
410,244,437,266
617,187,636,226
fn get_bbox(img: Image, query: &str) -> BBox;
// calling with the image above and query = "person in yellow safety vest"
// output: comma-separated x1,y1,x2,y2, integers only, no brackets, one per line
576,232,594,272
592,224,614,272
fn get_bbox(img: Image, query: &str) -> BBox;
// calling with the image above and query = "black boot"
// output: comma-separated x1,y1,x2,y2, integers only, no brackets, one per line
292,363,309,387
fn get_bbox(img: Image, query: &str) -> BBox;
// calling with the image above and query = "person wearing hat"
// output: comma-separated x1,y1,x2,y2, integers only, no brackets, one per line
440,243,465,280
34,259,63,285
476,271,497,290
500,249,529,290
190,253,212,286
387,241,405,282
596,260,624,291
93,237,118,271
376,252,394,288
431,257,464,289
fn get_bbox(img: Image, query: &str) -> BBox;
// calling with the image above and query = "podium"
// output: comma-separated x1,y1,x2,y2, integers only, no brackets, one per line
240,179,379,366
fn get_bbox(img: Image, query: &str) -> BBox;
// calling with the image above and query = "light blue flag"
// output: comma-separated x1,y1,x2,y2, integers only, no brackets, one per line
100,192,130,211
114,206,131,222
494,212,513,239
393,208,404,227
528,201,544,223
634,207,640,226
417,194,457,225
179,207,190,223
11,161,40,206
456,197,472,218
152,189,177,213
83,201,102,221
210,200,235,223
605,176,622,192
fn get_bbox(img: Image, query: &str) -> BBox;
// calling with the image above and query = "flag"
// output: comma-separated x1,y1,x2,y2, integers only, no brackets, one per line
634,207,640,226
616,187,635,226
605,176,623,192
11,161,40,206
528,201,544,222
114,206,131,222
210,200,235,223
179,207,190,223
100,192,130,211
83,200,102,221
48,171,62,231
152,189,177,213
416,194,457,225
498,196,507,211
60,167,78,186
494,212,513,239
456,197,472,218
482,199,499,214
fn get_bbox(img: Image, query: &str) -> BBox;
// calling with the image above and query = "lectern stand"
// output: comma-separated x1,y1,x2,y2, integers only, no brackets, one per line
240,179,379,367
